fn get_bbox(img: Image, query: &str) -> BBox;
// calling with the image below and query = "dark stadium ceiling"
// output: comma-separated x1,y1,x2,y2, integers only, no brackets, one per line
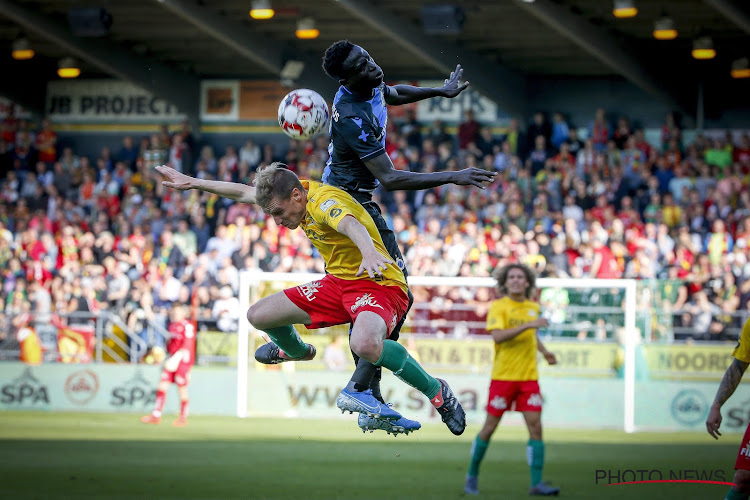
0,0,748,117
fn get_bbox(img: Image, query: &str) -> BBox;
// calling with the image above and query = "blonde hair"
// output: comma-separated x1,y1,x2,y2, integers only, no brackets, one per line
253,162,304,210
492,263,536,299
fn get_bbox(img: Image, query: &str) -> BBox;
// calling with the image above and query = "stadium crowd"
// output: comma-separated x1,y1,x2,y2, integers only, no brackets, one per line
0,107,749,358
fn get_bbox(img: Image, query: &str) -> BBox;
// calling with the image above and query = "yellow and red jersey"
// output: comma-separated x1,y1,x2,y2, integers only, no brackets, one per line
486,296,541,381
300,180,407,296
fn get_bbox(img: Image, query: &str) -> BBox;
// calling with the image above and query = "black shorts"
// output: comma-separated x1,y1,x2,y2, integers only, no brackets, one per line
360,200,408,279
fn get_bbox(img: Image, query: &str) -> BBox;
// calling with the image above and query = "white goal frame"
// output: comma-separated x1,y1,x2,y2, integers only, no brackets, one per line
237,271,638,432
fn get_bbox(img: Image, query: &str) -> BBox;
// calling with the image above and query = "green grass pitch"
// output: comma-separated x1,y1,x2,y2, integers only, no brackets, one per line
0,412,741,499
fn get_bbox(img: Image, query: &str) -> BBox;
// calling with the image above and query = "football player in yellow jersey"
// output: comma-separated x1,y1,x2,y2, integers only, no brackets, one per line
464,263,560,496
156,163,466,436
706,318,750,500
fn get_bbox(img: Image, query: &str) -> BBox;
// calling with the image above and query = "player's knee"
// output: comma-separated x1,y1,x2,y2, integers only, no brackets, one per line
246,305,267,329
349,336,379,362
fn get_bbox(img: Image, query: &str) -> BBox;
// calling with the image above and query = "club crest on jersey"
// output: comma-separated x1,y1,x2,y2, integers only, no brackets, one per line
351,293,384,312
528,310,536,317
320,199,338,213
298,281,322,301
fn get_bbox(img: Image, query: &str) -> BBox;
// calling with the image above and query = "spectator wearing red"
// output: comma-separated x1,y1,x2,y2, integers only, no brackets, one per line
458,109,480,150
588,108,609,153
34,119,57,165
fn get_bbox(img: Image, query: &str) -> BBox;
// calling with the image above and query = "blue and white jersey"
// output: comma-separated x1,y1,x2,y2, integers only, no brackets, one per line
323,83,390,200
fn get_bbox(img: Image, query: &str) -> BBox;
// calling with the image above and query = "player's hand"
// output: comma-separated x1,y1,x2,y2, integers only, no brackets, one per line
452,168,497,188
441,64,469,98
532,318,550,329
356,251,394,279
543,352,558,365
156,165,195,191
164,355,180,373
706,405,723,439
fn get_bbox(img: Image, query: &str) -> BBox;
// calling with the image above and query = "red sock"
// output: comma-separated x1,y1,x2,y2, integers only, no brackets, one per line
180,399,189,418
153,390,166,417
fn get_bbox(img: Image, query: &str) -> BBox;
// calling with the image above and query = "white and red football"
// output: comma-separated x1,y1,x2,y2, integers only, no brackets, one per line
278,89,330,140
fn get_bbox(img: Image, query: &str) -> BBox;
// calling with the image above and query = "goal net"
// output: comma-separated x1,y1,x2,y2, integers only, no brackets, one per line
237,271,650,432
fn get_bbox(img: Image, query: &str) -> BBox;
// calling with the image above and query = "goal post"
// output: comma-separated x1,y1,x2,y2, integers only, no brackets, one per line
236,270,639,432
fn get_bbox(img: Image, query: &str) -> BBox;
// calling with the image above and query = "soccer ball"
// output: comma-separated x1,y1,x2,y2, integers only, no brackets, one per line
278,89,330,140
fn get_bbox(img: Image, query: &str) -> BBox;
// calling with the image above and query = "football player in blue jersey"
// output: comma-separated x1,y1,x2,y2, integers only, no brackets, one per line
320,40,495,435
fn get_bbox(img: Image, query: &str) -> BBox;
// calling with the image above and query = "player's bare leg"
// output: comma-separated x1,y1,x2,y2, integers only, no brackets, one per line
345,311,465,435
173,385,189,427
141,379,170,424
248,291,316,363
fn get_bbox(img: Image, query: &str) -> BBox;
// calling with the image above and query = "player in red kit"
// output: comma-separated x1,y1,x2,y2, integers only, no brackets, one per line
140,305,196,427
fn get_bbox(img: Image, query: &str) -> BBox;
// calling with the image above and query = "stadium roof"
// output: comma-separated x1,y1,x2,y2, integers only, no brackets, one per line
1,0,748,118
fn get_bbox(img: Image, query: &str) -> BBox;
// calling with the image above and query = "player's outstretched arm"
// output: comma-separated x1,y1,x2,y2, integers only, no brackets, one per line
386,64,469,105
706,358,749,439
364,153,496,191
490,318,549,344
156,165,256,204
337,215,394,279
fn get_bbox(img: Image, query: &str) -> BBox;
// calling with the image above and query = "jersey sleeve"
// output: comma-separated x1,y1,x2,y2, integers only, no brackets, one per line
336,111,385,161
309,187,360,232
486,300,506,331
733,317,750,363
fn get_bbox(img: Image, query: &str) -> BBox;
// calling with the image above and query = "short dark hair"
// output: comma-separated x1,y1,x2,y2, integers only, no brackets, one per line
322,40,355,80
253,162,304,210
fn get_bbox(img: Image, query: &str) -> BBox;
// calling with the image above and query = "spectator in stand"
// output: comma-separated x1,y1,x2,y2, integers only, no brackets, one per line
34,118,57,166
173,218,197,259
501,118,526,160
118,136,140,170
550,112,569,151
211,286,240,333
526,135,550,177
660,112,681,149
239,139,261,170
705,137,733,171
588,108,610,153
142,133,167,170
613,117,631,150
458,110,480,150
526,112,551,153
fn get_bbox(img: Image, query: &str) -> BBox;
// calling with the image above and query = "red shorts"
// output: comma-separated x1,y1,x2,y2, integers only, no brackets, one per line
736,422,750,470
160,362,192,387
284,274,409,337
486,380,542,417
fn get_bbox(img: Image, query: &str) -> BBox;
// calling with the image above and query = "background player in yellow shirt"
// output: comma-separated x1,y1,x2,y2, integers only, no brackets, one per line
157,163,466,436
706,317,750,500
464,263,560,496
